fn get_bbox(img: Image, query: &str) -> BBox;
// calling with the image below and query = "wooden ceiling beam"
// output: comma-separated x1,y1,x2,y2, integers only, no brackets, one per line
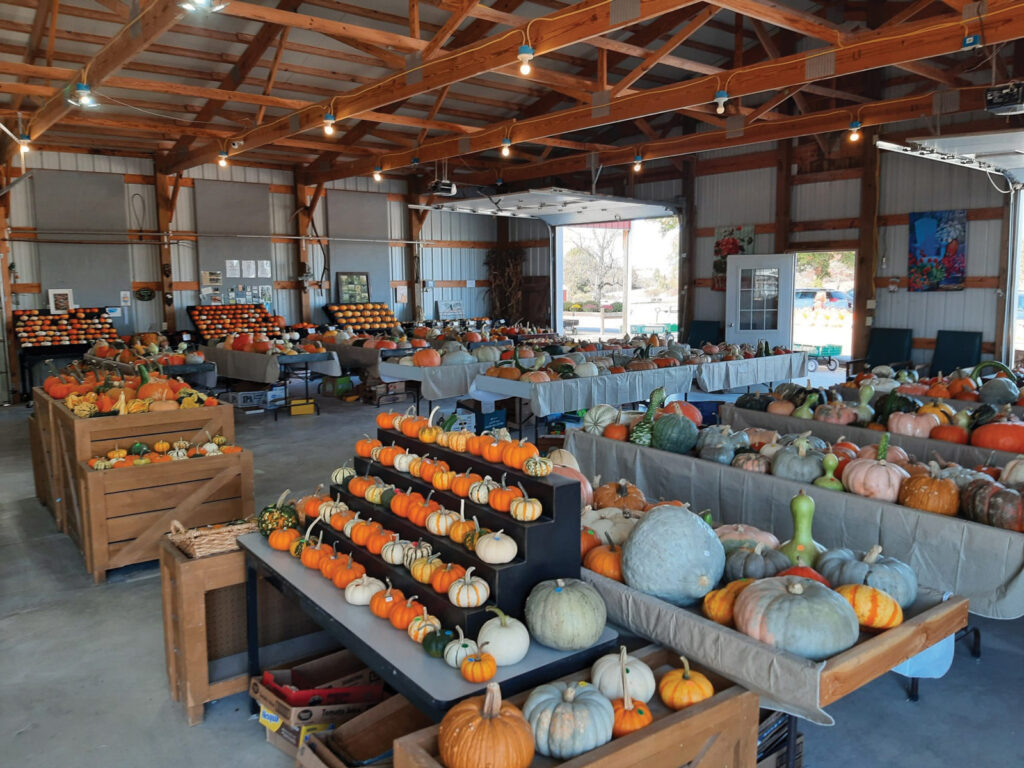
159,0,707,173
10,0,56,111
417,85,450,144
255,28,289,125
422,0,480,61
27,0,185,141
882,0,937,27
745,85,804,122
708,0,845,42
301,3,1024,183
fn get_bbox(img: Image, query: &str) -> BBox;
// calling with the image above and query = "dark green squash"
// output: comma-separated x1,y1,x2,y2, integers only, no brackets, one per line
651,413,699,454
736,392,775,411
968,403,1002,430
875,391,922,423
422,627,455,658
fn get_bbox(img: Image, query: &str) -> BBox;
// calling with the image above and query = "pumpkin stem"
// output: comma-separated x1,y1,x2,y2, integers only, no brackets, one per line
304,517,319,539
877,432,890,462
455,625,465,643
274,488,291,509
562,685,578,703
463,566,475,582
603,532,616,551
863,545,883,564
680,655,692,680
619,646,633,711
753,542,764,555
485,605,509,626
787,581,805,595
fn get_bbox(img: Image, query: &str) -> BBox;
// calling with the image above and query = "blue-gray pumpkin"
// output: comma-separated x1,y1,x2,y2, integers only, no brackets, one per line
524,578,606,651
621,506,725,606
771,441,825,482
651,413,698,454
816,545,918,608
724,542,792,581
522,681,614,759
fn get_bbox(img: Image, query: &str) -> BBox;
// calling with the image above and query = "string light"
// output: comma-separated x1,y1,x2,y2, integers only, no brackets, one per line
633,154,642,173
66,83,98,109
372,165,383,182
19,134,30,154
217,150,228,167
517,44,535,76
713,89,729,115
179,0,227,12
501,138,512,157
848,120,863,142
323,112,335,136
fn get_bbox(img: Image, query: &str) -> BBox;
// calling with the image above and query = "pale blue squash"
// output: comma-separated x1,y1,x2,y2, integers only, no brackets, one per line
522,681,614,759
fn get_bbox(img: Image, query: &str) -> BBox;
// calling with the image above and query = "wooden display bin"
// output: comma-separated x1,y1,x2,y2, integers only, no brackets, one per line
30,387,236,537
393,645,760,768
160,538,323,725
81,451,254,582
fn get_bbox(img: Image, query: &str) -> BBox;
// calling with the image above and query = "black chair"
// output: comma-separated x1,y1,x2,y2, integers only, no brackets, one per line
929,330,982,377
845,327,914,378
687,320,723,347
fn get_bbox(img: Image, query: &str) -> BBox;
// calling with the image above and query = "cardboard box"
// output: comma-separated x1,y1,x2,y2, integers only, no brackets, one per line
443,408,476,433
265,719,335,760
475,408,506,432
322,376,356,397
221,384,286,408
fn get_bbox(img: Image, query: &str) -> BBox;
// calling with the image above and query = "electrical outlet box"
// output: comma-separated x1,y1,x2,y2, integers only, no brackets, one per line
866,299,876,309
866,316,873,327
466,280,475,288
962,34,981,50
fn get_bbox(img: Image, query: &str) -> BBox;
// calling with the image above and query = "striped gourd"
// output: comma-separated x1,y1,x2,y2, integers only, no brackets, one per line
835,584,903,629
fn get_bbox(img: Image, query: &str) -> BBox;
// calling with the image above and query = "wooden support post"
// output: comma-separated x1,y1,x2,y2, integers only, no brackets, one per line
680,158,696,341
774,139,792,252
0,164,18,401
154,172,177,331
294,182,312,323
406,181,426,322
994,195,1012,363
852,128,880,361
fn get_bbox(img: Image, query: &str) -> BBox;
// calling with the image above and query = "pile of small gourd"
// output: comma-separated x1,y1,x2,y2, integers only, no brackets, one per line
87,433,240,470
436,645,715,768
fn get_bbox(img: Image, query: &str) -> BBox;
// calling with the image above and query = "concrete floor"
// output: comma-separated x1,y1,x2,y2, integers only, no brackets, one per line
1,388,1022,767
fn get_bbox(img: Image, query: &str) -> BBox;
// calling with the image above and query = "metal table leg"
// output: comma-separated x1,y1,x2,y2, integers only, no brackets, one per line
784,714,800,768
246,562,261,713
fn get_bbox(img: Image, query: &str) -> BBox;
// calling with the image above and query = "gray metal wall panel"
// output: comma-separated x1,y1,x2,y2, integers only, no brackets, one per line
326,190,391,304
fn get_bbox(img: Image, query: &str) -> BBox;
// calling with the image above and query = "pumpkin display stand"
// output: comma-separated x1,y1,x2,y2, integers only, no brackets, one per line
159,538,323,725
333,425,582,635
378,360,495,406
80,451,254,582
393,645,760,768
30,388,236,539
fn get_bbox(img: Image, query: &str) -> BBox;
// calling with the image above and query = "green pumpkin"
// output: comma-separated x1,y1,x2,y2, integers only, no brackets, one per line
525,578,607,651
735,392,774,411
629,386,667,447
651,413,698,454
380,486,400,511
422,627,455,658
257,489,300,537
696,425,749,464
979,377,1020,405
875,391,922,423
128,441,150,456
770,439,824,483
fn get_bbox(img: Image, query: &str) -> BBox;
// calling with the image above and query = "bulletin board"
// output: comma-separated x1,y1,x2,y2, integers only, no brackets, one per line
337,272,370,303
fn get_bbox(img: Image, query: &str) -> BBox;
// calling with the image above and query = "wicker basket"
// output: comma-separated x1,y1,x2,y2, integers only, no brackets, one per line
168,518,258,558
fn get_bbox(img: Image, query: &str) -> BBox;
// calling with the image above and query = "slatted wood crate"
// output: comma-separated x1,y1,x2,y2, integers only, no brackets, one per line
80,451,254,582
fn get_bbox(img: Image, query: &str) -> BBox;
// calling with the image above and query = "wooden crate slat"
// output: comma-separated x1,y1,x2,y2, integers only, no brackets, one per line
105,477,244,518
92,453,246,492
107,499,248,542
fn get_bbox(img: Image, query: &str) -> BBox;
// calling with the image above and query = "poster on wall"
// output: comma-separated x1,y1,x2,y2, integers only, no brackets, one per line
908,209,967,292
712,224,755,291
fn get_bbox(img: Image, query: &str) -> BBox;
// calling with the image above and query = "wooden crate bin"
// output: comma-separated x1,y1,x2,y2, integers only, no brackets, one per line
81,451,254,582
394,645,760,768
30,388,236,536
159,539,323,725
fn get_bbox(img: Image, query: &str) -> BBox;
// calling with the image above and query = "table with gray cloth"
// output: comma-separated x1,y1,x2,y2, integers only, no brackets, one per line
566,429,1024,620
719,403,1022,468
379,361,494,401
199,346,341,384
696,352,808,392
322,342,381,371
471,365,694,417
583,570,961,724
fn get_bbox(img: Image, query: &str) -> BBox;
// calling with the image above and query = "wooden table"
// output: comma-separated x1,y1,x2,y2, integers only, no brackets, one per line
239,533,619,721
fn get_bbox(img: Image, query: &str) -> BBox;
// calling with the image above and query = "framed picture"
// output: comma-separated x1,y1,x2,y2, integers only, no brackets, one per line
48,288,74,314
908,209,967,291
337,272,371,303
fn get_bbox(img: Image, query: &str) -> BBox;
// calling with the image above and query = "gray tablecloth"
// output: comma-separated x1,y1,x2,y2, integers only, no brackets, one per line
379,361,494,401
696,352,808,392
322,342,381,371
566,430,1024,620
719,403,1022,468
200,346,341,384
471,366,694,417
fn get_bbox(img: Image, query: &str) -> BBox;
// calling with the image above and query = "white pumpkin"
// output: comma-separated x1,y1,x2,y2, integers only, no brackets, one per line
590,646,656,702
330,464,355,484
443,626,479,668
403,539,433,569
472,345,502,363
583,404,620,435
316,498,348,522
393,453,418,473
425,507,458,536
448,566,490,607
381,536,409,565
398,355,415,366
587,512,638,545
441,350,475,366
548,448,580,471
1000,455,1024,485
344,575,385,605
342,512,364,538
476,606,530,666
574,361,599,378
473,530,518,564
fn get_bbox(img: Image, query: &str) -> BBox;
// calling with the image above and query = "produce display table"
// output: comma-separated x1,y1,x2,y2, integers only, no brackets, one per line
83,354,218,388
567,430,1024,620
199,346,341,384
379,360,493,407
583,571,966,725
696,352,808,392
393,644,761,767
238,533,618,721
471,366,695,438
321,342,382,372
719,403,1022,468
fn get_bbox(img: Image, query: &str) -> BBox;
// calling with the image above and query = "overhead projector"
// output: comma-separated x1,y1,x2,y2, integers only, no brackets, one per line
986,82,1024,116
428,179,458,196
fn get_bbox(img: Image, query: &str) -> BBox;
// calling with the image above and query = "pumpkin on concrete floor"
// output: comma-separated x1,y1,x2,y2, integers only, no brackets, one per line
525,578,606,651
702,578,753,626
522,680,614,759
835,584,903,629
734,576,860,660
658,656,714,710
438,682,534,768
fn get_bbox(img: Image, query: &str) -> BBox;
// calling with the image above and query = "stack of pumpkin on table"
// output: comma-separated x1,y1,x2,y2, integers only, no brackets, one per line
14,307,120,348
570,457,917,660
86,432,242,470
324,302,398,331
210,331,326,356
44,362,220,418
841,361,1024,407
187,304,285,342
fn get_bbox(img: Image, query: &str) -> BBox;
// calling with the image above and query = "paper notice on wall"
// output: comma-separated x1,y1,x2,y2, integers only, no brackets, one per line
242,260,256,278
258,260,272,278
201,270,222,286
225,260,240,278
395,285,409,304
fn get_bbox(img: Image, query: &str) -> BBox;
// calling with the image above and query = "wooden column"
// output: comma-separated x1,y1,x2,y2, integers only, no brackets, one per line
154,173,177,331
293,181,312,323
0,163,18,401
994,194,1012,363
774,140,792,252
852,128,880,361
679,157,696,341
405,180,426,322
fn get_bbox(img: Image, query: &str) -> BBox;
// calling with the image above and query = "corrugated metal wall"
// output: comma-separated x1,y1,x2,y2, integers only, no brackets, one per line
418,210,495,320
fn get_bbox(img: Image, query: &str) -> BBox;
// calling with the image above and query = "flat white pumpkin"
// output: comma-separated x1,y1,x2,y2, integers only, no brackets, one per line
344,575,385,605
443,625,479,668
476,606,530,666
473,530,518,564
590,645,656,702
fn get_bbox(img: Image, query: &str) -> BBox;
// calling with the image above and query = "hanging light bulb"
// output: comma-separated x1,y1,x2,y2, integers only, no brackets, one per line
18,134,30,154
323,112,335,136
517,44,535,76
373,165,383,182
633,154,643,173
179,0,227,12
67,83,98,109
848,120,862,142
501,138,511,157
713,89,729,115
217,150,228,167
411,156,419,167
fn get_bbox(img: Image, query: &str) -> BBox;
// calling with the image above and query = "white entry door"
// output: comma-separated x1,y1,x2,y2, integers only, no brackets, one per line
724,253,796,348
